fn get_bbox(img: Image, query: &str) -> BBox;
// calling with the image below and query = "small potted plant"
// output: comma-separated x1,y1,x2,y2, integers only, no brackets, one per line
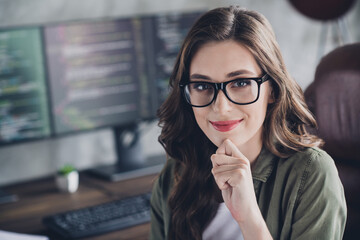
56,164,79,193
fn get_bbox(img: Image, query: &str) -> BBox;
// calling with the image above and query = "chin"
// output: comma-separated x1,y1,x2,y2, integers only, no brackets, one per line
209,133,247,149
211,139,222,148
204,134,222,148
209,134,239,148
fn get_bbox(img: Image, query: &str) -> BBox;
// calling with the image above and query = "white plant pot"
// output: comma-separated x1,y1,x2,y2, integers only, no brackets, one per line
56,171,79,193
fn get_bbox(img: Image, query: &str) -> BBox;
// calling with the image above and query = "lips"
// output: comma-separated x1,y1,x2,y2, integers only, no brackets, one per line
210,119,242,132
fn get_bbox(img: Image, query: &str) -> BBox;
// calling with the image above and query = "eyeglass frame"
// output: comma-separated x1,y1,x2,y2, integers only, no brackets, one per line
179,73,270,107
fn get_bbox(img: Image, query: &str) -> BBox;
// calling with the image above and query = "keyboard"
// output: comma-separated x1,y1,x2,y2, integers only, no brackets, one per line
43,192,152,239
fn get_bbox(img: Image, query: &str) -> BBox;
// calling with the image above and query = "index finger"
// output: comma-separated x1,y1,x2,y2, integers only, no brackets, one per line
216,139,247,159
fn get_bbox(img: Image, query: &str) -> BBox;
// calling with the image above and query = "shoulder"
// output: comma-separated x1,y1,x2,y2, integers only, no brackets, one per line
299,146,339,181
283,147,343,203
294,146,332,162
289,146,331,162
282,149,347,238
274,149,347,238
282,147,337,176
275,147,342,202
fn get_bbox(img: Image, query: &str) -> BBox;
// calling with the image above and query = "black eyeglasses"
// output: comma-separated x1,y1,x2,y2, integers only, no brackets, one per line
179,74,270,107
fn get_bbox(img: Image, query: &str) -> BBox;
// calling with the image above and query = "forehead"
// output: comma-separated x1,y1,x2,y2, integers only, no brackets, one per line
189,40,262,79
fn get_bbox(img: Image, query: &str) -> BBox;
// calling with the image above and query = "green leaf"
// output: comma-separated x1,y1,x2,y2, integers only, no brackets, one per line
58,164,76,175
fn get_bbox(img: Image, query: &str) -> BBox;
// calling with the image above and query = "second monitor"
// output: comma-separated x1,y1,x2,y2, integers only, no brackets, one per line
43,11,203,181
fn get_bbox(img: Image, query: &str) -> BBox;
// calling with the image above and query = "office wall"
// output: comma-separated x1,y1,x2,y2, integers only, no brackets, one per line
0,0,359,185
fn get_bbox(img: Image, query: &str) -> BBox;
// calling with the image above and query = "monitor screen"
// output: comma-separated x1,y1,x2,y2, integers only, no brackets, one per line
43,11,203,134
0,27,51,145
145,11,203,108
44,19,141,135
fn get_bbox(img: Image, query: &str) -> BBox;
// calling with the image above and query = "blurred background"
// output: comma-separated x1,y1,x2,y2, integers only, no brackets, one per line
0,0,359,186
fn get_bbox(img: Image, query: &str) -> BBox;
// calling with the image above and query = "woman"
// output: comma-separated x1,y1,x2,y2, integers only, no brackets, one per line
150,6,346,240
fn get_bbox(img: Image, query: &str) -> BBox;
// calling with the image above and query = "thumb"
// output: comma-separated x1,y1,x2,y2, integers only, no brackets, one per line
217,139,247,159
216,141,226,155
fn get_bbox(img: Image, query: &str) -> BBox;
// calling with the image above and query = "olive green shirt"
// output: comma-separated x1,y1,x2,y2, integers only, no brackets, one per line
149,147,347,239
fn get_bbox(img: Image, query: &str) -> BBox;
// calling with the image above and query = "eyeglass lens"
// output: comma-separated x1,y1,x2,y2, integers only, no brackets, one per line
184,79,259,106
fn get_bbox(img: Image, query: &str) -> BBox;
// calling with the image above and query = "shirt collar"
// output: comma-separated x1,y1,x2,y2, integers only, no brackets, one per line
251,146,277,182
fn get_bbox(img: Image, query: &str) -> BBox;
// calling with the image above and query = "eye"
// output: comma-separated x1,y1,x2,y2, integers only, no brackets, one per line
231,79,251,88
191,83,212,91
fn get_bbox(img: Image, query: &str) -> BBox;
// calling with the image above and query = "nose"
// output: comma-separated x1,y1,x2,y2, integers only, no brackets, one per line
212,89,232,113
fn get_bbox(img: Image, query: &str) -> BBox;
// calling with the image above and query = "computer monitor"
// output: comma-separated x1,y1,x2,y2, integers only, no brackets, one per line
0,27,51,145
0,26,50,203
43,11,203,181
43,18,147,181
44,19,141,135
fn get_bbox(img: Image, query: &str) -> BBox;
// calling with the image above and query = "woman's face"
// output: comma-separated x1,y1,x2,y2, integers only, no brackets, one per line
189,40,273,156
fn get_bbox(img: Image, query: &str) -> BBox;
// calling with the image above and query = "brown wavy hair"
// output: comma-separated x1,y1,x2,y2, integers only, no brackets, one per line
157,6,323,240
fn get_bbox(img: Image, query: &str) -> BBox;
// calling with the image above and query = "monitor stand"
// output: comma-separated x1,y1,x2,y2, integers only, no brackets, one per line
88,124,165,182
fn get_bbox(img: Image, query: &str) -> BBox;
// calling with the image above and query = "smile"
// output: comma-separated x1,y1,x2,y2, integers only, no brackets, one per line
209,120,242,132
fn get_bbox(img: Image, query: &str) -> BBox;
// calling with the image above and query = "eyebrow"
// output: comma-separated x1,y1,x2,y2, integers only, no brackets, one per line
226,70,255,78
189,74,211,80
190,69,256,81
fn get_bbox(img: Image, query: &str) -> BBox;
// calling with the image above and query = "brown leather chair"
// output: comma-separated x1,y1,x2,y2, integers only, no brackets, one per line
304,42,360,240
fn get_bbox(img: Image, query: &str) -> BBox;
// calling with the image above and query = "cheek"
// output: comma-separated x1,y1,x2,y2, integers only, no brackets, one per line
192,108,222,144
247,84,272,120
192,108,207,128
244,101,267,125
240,86,271,129
192,108,228,147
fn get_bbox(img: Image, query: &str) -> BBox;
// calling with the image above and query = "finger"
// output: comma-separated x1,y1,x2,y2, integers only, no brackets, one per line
218,139,247,159
216,141,226,155
211,163,248,188
211,154,218,167
212,167,247,189
212,169,232,190
212,164,247,175
211,153,248,167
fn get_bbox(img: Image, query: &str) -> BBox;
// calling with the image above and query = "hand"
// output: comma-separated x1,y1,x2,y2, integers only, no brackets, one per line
211,139,273,239
211,139,259,223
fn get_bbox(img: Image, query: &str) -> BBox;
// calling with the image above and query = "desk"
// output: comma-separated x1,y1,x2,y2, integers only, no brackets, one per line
0,172,159,240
